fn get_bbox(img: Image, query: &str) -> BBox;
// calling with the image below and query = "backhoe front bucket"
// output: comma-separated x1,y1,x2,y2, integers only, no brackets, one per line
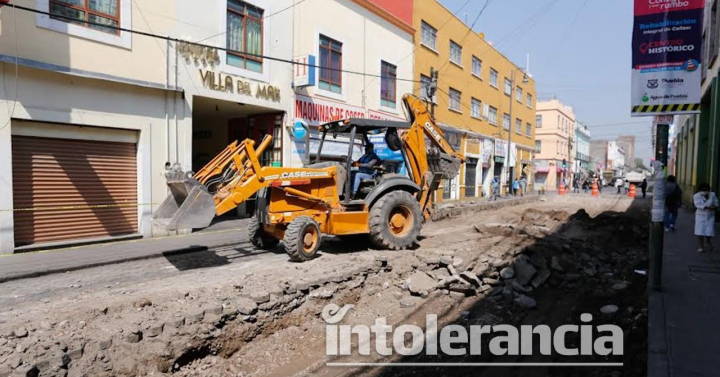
153,177,216,231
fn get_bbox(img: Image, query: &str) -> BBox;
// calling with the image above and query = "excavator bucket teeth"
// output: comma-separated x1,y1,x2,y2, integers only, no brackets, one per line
428,150,461,179
153,177,216,231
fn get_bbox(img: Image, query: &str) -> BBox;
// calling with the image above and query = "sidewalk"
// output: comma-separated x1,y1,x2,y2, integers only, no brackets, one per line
0,218,252,283
649,209,720,377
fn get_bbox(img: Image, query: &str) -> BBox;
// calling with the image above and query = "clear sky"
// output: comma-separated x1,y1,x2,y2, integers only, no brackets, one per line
438,0,654,165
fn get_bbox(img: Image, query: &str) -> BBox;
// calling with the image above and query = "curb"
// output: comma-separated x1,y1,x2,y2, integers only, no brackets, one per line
0,246,208,284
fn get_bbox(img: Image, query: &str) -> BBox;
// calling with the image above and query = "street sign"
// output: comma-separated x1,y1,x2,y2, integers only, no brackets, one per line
631,0,704,116
294,55,316,87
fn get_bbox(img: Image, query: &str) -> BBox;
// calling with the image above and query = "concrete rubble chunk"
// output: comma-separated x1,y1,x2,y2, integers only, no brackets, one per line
67,346,83,360
124,332,142,343
500,267,515,279
600,305,619,314
132,298,152,309
483,277,500,286
98,338,112,350
514,294,537,309
460,272,482,287
164,318,184,329
205,306,223,316
399,296,418,308
550,256,565,271
250,292,270,304
472,264,490,278
439,256,453,266
145,324,163,338
10,365,37,377
13,328,28,339
406,271,437,295
187,310,205,323
531,269,551,288
309,285,337,299
236,298,258,315
611,282,629,291
50,353,71,368
510,280,531,293
514,256,538,286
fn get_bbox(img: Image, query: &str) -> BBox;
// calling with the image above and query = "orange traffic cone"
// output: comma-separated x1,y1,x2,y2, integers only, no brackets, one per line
558,181,565,196
591,181,599,197
628,184,636,198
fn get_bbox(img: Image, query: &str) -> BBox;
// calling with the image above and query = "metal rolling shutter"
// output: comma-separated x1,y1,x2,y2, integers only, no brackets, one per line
12,136,138,247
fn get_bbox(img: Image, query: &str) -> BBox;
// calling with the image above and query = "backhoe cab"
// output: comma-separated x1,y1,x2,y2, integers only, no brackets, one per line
153,94,464,261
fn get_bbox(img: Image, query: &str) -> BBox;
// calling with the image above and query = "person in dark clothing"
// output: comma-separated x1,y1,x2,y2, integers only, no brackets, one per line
664,175,682,231
640,178,648,199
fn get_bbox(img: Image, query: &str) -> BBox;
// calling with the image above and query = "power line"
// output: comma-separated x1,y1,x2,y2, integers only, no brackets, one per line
362,0,475,92
436,0,493,74
3,2,424,84
196,0,309,44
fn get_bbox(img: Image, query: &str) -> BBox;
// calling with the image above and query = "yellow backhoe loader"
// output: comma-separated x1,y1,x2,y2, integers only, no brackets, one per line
154,94,464,261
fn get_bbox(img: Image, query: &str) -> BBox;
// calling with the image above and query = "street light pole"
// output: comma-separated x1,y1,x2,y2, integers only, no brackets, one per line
505,68,528,195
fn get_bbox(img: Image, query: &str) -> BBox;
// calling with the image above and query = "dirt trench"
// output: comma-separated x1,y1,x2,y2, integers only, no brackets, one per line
0,196,648,377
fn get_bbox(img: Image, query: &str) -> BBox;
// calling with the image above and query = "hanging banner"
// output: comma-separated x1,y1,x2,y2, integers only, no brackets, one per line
631,0,703,116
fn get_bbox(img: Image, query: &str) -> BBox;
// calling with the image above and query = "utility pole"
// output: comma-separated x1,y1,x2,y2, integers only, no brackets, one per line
426,67,438,117
506,69,527,194
650,121,669,291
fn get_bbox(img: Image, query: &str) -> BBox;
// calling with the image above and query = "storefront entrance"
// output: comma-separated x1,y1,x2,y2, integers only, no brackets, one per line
192,96,284,216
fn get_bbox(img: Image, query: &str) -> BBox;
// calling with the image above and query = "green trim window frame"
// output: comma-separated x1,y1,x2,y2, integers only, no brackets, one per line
450,40,462,66
490,68,498,87
226,0,264,73
319,34,343,93
380,61,397,108
472,56,482,78
49,0,120,34
471,98,481,119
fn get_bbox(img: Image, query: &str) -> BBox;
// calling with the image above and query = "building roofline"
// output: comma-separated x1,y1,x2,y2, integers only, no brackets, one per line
428,0,534,84
351,0,416,35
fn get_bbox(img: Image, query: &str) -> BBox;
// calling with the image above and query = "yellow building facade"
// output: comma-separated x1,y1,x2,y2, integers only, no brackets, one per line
412,0,537,199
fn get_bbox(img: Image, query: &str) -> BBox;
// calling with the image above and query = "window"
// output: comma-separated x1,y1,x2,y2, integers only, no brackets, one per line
449,88,461,112
535,140,542,151
515,118,522,134
421,21,437,50
471,98,481,118
450,41,462,66
536,115,542,128
504,78,512,95
472,56,482,77
380,61,397,108
226,1,264,72
319,35,343,93
488,106,498,125
503,113,511,130
526,93,533,107
526,122,532,136
49,0,119,34
516,86,522,102
490,69,498,87
420,74,436,102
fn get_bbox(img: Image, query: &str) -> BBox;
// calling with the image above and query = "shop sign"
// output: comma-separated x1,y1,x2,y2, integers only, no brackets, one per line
494,156,505,164
494,139,507,157
482,139,494,163
466,138,481,155
294,94,403,127
294,55,316,87
368,134,403,162
179,42,220,65
199,69,281,102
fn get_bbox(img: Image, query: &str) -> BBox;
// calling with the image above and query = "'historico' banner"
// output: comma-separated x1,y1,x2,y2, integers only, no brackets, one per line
631,0,703,116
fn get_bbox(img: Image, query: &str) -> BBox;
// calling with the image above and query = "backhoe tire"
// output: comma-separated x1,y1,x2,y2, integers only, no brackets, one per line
284,216,322,262
248,216,279,250
369,191,422,250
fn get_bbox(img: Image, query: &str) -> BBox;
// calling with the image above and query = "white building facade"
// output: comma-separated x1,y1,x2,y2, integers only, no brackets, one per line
288,0,415,167
0,0,296,253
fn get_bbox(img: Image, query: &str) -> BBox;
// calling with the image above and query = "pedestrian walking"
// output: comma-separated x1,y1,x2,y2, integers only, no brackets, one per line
641,178,648,199
693,183,718,253
624,180,630,194
573,178,580,193
492,176,500,201
512,178,520,196
616,178,623,194
519,176,527,197
582,179,589,194
664,175,682,232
